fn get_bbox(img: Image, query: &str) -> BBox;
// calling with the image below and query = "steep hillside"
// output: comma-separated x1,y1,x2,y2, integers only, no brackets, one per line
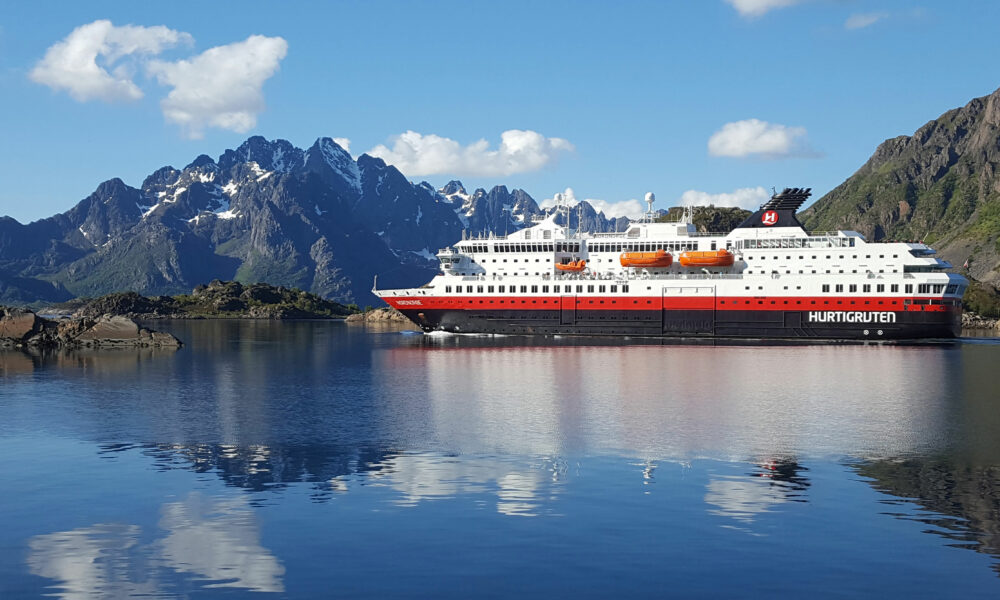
802,87,1000,285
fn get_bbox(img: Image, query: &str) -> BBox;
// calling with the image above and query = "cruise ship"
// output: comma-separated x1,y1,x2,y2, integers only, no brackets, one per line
374,188,966,340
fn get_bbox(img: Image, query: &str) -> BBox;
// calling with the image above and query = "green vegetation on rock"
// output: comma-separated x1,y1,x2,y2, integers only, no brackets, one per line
656,206,751,233
963,279,1000,318
71,280,357,319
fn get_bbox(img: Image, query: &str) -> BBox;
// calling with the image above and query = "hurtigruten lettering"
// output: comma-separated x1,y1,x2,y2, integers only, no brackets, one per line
807,311,896,323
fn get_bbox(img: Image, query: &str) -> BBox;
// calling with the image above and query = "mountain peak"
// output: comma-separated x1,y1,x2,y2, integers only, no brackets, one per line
185,154,216,170
441,180,466,196
218,136,301,172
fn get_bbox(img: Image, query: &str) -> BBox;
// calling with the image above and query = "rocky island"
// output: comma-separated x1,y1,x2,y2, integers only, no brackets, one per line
1,307,181,348
61,280,358,320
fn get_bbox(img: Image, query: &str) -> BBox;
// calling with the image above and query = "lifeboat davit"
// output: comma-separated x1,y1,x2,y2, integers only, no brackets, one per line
678,249,735,268
619,249,673,268
555,259,587,272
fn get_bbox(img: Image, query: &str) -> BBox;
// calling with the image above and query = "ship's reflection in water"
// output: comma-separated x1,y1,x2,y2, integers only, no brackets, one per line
705,460,810,526
5,322,1000,595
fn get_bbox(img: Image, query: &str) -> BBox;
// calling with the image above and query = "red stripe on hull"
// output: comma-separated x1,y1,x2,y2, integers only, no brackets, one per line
384,295,957,313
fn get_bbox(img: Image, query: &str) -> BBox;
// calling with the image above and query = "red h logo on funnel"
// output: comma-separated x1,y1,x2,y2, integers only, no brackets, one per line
761,210,778,226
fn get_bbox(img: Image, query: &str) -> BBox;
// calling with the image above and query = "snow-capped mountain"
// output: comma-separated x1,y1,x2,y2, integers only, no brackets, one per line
0,136,629,305
437,180,628,236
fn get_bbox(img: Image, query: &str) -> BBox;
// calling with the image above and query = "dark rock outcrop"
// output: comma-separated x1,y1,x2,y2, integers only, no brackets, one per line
0,307,181,348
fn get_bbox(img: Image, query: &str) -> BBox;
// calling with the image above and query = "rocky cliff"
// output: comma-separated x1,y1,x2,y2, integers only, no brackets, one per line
802,86,1000,286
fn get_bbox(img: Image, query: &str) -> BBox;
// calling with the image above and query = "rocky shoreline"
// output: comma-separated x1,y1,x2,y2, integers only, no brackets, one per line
962,312,1000,330
345,307,417,328
1,307,181,349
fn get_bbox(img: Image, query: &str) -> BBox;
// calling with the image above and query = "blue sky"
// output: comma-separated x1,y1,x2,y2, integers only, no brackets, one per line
1,0,998,223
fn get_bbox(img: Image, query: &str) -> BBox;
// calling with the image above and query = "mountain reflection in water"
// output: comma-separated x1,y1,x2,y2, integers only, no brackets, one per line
856,459,1000,575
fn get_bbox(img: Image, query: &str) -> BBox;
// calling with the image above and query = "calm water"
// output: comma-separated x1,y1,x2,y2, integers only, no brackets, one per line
2,321,1000,598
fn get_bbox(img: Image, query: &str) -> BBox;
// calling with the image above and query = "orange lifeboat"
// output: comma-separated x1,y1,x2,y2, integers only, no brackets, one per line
678,249,735,268
619,249,673,268
555,259,587,272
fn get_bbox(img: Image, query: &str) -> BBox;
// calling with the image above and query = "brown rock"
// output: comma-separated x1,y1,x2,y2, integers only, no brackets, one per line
346,307,416,328
0,308,40,341
74,315,142,342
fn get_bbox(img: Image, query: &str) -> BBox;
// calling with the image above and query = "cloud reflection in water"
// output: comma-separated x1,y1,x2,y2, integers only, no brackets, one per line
26,493,283,598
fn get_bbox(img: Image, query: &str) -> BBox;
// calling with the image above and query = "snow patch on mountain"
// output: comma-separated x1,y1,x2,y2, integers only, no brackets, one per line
319,138,360,192
409,248,436,261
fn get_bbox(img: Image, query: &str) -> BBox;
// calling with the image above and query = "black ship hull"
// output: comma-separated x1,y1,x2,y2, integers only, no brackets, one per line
397,307,961,340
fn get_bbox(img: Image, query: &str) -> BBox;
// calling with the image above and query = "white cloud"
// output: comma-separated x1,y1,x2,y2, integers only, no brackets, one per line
368,130,574,177
587,198,647,219
539,187,646,219
678,187,770,210
725,0,802,18
29,19,191,102
147,35,288,139
708,118,814,158
332,137,352,155
845,12,889,30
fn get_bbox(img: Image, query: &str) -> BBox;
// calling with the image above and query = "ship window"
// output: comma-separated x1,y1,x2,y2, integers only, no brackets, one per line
599,285,606,293
587,285,595,293
531,285,538,293
477,286,483,293
906,284,913,294
836,284,844,292
576,285,583,293
445,286,452,293
465,286,472,293
520,286,528,293
932,284,945,294
611,285,617,293
849,284,857,292
863,284,871,293
488,286,494,293
918,284,930,294
554,285,560,293
891,284,899,293
623,286,629,293
946,284,957,294
822,284,830,293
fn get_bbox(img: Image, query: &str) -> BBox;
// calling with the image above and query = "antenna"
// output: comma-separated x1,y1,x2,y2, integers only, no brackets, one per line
644,192,655,223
